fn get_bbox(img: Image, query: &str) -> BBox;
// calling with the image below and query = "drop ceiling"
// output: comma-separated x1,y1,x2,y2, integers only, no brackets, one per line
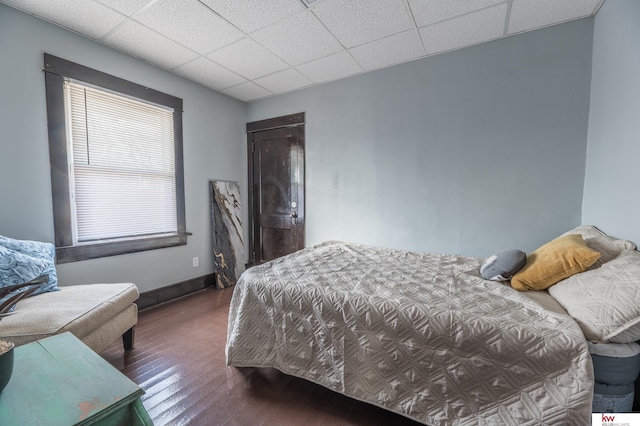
1,0,604,102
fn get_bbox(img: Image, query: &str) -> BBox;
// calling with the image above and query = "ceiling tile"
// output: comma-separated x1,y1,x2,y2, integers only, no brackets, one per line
95,0,152,16
1,0,126,39
296,51,362,84
419,3,508,55
311,0,413,49
349,29,425,71
132,0,244,54
207,38,289,80
199,0,305,34
251,10,343,66
223,82,273,102
254,68,312,94
408,0,505,28
508,0,601,35
1,0,605,100
102,20,199,70
173,57,246,91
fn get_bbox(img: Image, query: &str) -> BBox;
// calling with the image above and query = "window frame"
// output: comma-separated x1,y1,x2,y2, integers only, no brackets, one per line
44,53,188,264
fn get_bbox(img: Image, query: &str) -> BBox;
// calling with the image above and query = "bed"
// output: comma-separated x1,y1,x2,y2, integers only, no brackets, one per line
226,226,640,425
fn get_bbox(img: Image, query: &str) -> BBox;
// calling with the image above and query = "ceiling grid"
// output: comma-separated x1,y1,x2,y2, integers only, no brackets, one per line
0,0,603,102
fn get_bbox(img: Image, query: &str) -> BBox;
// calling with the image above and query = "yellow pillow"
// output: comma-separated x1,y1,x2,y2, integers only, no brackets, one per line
511,234,601,291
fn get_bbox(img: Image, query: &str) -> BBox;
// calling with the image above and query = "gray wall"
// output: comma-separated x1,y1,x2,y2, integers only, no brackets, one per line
0,3,602,293
248,19,594,257
0,4,246,292
582,0,640,245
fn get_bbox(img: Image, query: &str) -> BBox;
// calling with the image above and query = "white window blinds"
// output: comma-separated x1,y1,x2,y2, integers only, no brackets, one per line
65,80,177,243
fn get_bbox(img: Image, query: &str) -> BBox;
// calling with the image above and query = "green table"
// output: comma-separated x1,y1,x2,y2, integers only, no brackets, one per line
0,332,152,425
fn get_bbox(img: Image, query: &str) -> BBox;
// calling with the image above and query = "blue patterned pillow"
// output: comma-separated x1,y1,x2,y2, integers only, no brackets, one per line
0,236,59,296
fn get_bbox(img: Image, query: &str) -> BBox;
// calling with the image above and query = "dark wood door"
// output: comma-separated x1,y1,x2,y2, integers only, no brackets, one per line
247,113,305,265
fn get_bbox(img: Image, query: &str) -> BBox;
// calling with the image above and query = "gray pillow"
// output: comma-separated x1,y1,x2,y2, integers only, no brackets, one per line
480,249,526,281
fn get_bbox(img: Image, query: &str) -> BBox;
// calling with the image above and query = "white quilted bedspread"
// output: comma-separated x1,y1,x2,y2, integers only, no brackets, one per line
226,241,593,425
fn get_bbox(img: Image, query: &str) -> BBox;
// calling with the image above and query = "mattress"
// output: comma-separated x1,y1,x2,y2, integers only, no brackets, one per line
226,241,594,425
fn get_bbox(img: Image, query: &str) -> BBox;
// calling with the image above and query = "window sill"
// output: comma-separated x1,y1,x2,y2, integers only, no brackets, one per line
56,233,191,264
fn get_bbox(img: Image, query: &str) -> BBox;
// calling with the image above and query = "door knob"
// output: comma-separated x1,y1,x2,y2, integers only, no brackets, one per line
290,211,298,218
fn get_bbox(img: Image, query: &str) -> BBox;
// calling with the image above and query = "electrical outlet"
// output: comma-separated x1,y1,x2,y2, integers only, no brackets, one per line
192,257,199,268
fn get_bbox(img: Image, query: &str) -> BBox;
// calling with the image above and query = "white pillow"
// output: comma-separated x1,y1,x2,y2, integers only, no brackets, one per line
548,249,640,343
560,224,608,239
560,225,636,268
584,235,637,268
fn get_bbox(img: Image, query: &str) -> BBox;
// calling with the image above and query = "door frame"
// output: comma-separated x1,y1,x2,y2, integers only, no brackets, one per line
246,112,305,267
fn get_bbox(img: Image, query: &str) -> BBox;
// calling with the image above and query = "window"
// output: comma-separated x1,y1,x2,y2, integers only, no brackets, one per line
44,54,188,263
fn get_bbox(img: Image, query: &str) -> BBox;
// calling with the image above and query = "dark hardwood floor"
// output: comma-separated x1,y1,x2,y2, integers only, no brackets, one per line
101,287,422,426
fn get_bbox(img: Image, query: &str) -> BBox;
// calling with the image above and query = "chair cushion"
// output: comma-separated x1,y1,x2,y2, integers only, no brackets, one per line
0,283,138,347
81,304,138,353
